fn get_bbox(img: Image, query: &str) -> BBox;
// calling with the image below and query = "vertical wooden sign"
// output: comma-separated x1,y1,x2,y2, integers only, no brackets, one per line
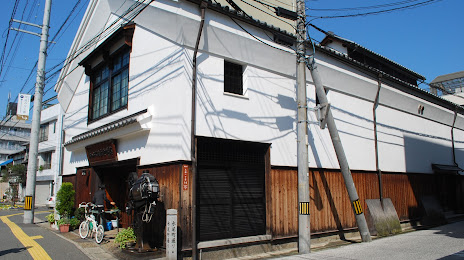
182,165,189,191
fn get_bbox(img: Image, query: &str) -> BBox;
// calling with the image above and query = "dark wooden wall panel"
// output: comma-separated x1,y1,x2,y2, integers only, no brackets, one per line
74,168,95,206
62,174,76,189
137,164,183,249
269,168,463,238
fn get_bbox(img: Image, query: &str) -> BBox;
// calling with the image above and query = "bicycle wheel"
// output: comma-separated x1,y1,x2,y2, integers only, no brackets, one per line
95,224,104,244
79,221,89,239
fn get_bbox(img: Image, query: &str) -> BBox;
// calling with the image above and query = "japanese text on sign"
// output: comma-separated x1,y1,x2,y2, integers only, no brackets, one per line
182,165,189,191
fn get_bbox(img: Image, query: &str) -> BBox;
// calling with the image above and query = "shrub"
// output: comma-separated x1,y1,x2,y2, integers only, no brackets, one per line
114,227,136,249
45,213,55,223
56,182,75,219
74,207,85,222
70,218,80,230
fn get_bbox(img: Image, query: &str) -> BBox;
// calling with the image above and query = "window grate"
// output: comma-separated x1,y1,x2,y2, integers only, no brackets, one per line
224,61,243,95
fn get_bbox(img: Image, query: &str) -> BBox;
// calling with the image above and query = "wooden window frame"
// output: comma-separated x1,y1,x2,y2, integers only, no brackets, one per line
79,23,135,124
88,47,131,123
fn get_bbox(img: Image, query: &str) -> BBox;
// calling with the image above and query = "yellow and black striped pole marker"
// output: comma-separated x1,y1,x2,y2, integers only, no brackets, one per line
352,199,363,215
299,202,310,215
24,196,33,210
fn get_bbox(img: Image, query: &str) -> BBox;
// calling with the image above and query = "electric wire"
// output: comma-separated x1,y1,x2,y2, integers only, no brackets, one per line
0,0,39,91
45,0,148,78
0,0,87,130
48,0,155,91
0,0,21,78
306,0,443,19
306,0,422,11
243,0,297,31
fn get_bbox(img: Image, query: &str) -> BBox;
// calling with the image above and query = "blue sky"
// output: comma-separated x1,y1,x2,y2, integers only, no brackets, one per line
307,0,462,86
0,0,461,119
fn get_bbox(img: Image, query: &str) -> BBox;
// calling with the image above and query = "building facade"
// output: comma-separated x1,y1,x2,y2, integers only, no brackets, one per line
55,0,464,256
36,104,65,206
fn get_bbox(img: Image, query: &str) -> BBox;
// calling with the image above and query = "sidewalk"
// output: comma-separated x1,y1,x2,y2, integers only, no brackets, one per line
271,220,464,260
34,210,464,260
36,217,120,260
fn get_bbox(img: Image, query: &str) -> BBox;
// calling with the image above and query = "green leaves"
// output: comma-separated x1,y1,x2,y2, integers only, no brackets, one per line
114,227,136,249
56,182,75,218
45,213,55,223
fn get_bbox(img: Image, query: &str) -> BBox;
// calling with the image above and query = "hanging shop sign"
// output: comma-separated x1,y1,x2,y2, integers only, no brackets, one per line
17,94,31,120
85,139,118,166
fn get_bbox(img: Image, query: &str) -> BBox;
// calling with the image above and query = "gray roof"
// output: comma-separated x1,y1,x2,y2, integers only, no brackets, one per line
430,71,464,84
320,33,425,80
314,42,464,113
64,109,147,146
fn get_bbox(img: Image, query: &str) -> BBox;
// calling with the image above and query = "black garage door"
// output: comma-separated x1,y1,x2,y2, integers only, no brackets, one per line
197,137,268,241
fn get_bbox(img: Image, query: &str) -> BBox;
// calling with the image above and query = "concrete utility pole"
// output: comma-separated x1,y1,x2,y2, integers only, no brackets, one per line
296,0,311,254
306,56,372,242
23,0,52,224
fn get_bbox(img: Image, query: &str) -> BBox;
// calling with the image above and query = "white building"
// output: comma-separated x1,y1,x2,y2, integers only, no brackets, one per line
0,118,30,163
430,71,464,106
34,104,65,206
55,0,464,256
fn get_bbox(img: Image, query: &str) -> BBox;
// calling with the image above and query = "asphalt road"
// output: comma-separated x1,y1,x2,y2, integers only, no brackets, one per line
274,220,464,260
0,206,90,260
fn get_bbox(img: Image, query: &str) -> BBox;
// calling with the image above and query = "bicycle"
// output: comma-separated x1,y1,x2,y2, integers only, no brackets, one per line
78,202,105,244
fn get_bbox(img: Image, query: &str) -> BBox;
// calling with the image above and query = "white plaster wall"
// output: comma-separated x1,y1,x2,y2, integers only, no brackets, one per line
37,105,63,179
58,0,464,176
196,58,297,166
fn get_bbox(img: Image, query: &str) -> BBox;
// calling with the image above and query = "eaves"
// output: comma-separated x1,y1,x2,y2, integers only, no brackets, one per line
314,43,464,115
184,0,296,41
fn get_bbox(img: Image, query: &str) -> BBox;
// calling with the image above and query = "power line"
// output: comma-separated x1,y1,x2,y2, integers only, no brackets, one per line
49,0,155,90
242,0,297,31
307,0,443,19
306,0,422,12
0,0,153,133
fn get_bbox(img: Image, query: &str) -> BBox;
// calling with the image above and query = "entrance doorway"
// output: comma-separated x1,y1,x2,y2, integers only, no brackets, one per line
92,158,138,228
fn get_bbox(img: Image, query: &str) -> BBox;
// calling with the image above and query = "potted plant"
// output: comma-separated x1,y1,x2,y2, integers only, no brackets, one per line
45,213,55,228
57,218,70,232
56,182,75,232
114,227,136,249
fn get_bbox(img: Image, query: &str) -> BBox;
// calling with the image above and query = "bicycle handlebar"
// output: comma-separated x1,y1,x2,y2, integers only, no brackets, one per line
79,202,98,210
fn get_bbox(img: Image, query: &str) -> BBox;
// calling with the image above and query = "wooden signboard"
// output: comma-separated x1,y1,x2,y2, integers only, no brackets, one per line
85,139,118,166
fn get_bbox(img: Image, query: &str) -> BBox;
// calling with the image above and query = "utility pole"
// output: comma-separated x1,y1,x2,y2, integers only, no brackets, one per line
306,56,372,242
22,0,52,224
296,0,311,254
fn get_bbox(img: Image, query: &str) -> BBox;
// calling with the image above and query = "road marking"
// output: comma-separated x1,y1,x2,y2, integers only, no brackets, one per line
0,215,52,260
30,235,44,240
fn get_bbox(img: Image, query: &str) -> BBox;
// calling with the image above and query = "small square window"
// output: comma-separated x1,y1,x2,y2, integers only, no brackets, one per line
224,61,243,95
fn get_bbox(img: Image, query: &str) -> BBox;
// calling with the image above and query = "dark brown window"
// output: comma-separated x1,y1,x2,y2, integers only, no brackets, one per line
90,49,130,121
224,61,243,95
80,23,135,123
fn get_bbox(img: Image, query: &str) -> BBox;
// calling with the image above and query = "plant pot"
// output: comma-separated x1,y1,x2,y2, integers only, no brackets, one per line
59,224,70,233
50,222,57,229
111,219,118,228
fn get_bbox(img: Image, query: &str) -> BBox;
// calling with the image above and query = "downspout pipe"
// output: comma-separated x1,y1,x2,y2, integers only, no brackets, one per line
451,107,458,166
191,2,207,259
373,74,383,207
